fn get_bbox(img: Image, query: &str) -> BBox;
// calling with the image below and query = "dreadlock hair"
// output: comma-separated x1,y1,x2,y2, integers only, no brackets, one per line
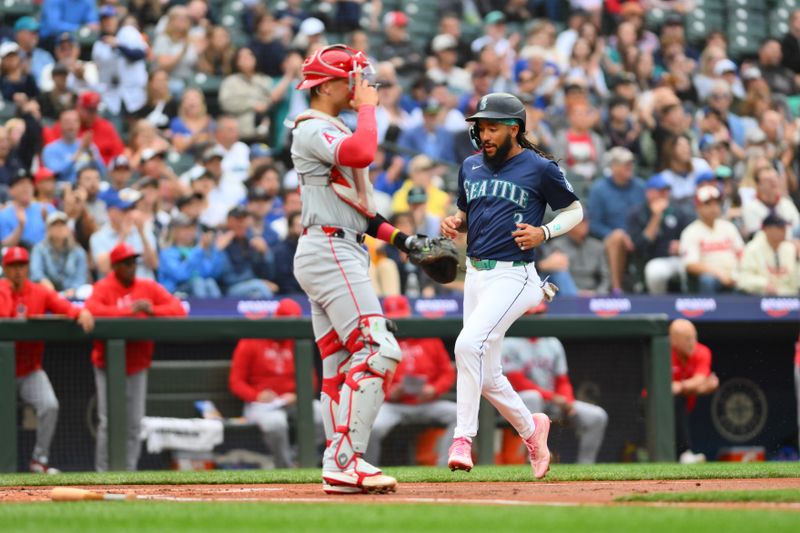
517,128,555,161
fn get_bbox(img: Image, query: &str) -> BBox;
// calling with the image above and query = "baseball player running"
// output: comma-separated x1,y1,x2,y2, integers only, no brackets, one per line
291,45,428,494
440,93,584,478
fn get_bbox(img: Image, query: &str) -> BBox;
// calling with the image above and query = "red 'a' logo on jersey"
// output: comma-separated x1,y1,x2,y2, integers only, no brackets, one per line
322,132,338,145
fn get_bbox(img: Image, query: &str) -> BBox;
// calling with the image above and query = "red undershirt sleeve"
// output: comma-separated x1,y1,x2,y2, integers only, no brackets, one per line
335,105,377,168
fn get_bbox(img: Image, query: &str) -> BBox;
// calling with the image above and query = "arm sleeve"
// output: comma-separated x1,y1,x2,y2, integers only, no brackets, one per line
148,283,188,317
554,375,575,403
85,288,134,317
335,105,378,168
735,246,767,294
543,201,584,239
365,213,411,252
542,161,581,211
679,227,701,267
506,371,555,401
457,165,468,212
228,341,260,402
117,46,147,61
44,288,80,319
29,246,45,282
158,249,191,285
64,248,89,289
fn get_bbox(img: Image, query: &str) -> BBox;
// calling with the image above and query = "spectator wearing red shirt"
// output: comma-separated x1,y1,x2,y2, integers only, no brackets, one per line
670,318,719,464
1,246,94,474
45,92,124,165
229,298,322,468
365,295,456,466
85,242,186,472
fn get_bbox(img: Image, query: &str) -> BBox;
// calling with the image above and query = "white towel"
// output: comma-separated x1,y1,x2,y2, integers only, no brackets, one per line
140,417,224,453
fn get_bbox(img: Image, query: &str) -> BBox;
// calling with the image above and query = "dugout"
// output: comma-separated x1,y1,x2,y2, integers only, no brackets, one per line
9,316,795,470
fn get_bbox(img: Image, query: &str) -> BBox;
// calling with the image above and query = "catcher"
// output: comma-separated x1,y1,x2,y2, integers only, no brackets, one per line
290,44,455,494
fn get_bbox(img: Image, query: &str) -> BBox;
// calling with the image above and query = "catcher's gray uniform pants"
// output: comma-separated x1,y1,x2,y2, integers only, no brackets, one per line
17,370,59,463
294,228,399,471
244,400,325,468
519,390,608,464
94,367,147,472
365,400,457,466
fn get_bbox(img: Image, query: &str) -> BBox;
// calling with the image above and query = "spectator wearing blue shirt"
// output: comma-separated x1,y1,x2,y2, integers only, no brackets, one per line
272,211,303,295
0,173,56,248
217,206,276,298
39,0,99,42
30,211,90,297
13,17,54,88
158,214,223,297
587,147,646,294
397,99,457,165
244,187,281,248
244,164,284,227
42,108,105,184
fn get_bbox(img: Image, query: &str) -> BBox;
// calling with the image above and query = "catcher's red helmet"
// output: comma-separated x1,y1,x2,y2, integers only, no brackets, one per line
296,44,372,91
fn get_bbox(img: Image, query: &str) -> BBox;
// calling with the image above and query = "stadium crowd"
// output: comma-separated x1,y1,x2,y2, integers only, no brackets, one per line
0,0,800,300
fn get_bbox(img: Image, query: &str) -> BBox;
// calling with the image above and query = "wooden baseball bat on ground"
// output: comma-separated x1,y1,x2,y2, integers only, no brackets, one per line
50,487,137,502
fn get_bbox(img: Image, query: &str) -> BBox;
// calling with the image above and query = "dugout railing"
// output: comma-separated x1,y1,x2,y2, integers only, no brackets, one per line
0,315,672,472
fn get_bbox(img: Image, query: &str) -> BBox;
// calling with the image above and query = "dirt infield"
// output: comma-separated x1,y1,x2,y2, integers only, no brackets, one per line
2,479,800,509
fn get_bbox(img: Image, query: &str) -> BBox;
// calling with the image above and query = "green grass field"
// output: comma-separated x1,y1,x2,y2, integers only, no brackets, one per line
619,488,800,503
1,463,799,533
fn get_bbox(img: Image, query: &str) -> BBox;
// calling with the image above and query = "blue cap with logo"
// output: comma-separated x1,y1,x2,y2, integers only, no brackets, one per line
646,174,671,190
13,16,39,33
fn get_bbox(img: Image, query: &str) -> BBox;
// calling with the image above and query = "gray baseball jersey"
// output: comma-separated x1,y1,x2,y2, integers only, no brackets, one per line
291,113,369,232
502,337,568,392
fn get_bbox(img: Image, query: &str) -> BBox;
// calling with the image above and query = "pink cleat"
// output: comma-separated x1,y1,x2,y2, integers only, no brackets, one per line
524,413,551,479
447,437,473,472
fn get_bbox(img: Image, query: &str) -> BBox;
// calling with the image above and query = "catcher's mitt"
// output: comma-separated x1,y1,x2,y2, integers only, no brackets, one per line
407,236,460,284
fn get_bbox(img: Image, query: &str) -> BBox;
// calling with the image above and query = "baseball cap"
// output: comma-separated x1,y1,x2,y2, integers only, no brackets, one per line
762,213,788,228
228,205,250,218
299,17,325,36
34,167,55,184
169,213,196,229
176,192,204,209
383,295,411,319
695,170,716,185
606,146,634,165
484,10,506,25
140,148,166,163
99,5,117,18
109,155,131,171
247,187,274,202
9,171,33,187
0,41,20,59
203,145,226,162
646,174,671,190
695,184,722,203
431,34,458,53
52,62,69,76
422,98,442,115
409,154,435,173
55,32,76,45
249,143,272,160
407,186,428,205
275,298,302,317
13,16,39,33
109,243,139,264
133,176,158,189
2,246,29,266
383,11,408,28
105,188,140,210
46,211,69,227
713,58,738,77
78,91,101,110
